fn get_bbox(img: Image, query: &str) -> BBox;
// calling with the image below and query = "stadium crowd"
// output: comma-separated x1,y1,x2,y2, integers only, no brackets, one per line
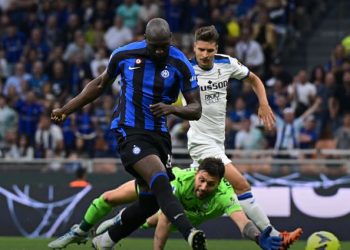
0,0,349,174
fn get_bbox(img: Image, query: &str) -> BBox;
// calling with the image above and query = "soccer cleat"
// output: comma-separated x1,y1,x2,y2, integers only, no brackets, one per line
187,229,208,250
48,224,88,249
96,209,124,235
92,234,115,250
279,228,303,250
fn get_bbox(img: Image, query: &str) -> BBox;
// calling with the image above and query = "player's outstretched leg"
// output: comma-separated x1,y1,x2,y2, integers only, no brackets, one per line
48,224,88,249
280,228,303,250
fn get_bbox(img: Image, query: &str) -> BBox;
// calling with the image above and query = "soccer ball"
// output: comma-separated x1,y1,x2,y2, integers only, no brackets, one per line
305,231,341,250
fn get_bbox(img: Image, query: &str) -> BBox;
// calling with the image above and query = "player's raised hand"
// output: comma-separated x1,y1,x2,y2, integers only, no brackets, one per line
51,108,67,124
150,102,175,117
258,104,276,131
258,226,282,250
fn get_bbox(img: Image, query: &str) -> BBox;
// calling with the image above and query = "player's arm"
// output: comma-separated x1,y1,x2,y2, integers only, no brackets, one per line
51,71,115,123
228,211,282,250
153,212,171,250
244,72,275,130
150,88,202,120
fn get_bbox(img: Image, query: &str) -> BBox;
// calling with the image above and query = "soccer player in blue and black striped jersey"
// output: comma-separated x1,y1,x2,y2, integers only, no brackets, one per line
50,18,207,250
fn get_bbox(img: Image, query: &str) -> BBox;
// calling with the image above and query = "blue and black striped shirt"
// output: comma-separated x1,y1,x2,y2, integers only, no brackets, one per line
107,40,198,132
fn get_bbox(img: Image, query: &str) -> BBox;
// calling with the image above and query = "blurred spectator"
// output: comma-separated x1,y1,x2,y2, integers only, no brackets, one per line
3,63,31,97
164,0,184,33
75,104,96,158
61,114,77,156
138,0,160,25
1,22,27,66
62,13,81,45
0,49,9,80
0,95,18,142
49,61,69,102
1,129,20,159
90,48,109,78
69,166,91,188
104,16,133,51
235,117,266,150
15,90,43,144
91,0,115,28
323,72,339,134
28,60,49,97
298,115,318,150
235,27,265,76
44,14,64,49
334,113,350,150
287,70,316,117
265,57,292,88
325,44,347,75
17,134,34,159
85,19,105,49
252,9,277,74
25,27,50,62
63,30,94,63
116,0,141,30
228,97,252,131
333,71,350,127
68,52,92,96
264,0,289,54
274,99,321,161
211,8,228,52
35,114,64,158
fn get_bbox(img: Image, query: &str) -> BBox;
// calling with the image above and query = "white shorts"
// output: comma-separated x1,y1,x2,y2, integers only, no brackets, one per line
188,142,231,167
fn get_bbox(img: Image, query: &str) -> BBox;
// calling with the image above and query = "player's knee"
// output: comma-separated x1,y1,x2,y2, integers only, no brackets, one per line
101,191,115,204
234,179,251,194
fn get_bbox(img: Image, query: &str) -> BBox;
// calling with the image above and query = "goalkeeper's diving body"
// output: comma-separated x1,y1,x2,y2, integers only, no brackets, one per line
49,157,283,250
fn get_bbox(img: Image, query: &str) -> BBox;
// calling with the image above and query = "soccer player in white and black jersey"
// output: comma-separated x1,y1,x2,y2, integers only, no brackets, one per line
186,25,302,249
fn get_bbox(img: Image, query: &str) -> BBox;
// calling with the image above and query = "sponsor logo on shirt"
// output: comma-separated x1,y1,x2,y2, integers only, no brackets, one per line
200,80,228,91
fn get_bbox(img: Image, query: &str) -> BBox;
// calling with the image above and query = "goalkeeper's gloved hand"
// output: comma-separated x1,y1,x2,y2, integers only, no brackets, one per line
257,226,283,250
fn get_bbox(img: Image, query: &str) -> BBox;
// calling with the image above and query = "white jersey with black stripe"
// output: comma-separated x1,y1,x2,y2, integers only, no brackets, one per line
186,54,249,147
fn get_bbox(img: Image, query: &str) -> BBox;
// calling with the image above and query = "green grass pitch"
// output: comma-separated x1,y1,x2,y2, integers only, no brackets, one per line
1,237,350,250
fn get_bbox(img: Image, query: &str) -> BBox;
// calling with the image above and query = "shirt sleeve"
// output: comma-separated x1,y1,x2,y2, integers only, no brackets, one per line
223,193,242,216
218,179,242,215
106,50,123,78
229,57,249,80
175,52,198,93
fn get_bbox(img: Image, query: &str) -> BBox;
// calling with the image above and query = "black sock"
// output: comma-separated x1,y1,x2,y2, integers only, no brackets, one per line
150,173,193,239
108,194,158,242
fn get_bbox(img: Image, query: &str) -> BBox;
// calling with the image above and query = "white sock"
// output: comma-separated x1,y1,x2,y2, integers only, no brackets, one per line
100,231,115,247
238,191,280,237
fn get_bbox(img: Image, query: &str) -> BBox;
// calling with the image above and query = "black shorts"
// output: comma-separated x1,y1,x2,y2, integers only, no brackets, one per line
115,126,174,184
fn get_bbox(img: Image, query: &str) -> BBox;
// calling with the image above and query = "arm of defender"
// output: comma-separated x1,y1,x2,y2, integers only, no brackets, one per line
153,212,171,250
244,72,276,131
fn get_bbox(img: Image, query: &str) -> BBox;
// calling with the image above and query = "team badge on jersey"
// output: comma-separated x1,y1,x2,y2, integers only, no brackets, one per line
161,69,170,78
132,145,141,155
136,58,142,64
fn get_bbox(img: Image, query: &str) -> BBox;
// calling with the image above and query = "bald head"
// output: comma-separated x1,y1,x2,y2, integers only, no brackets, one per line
145,18,171,41
145,18,171,64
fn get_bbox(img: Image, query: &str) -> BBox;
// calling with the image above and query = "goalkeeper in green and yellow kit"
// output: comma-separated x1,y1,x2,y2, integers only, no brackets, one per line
49,158,284,250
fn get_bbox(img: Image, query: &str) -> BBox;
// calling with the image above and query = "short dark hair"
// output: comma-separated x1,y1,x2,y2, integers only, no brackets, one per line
194,25,219,44
198,157,225,179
